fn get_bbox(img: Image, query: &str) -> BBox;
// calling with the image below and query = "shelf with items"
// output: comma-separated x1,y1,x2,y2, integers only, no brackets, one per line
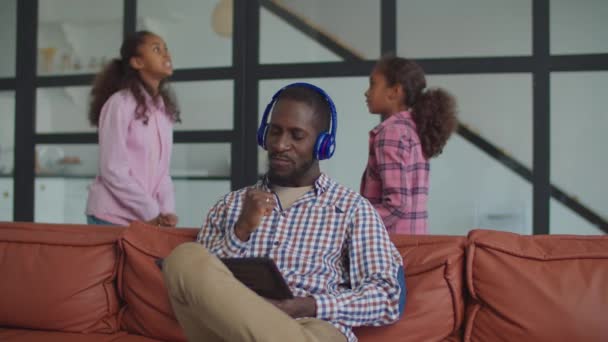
37,20,121,76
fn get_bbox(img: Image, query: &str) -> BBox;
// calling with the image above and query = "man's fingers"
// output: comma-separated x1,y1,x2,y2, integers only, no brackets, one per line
247,189,276,207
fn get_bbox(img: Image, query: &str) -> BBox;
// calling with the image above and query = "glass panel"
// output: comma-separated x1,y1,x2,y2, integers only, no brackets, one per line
35,82,232,133
36,86,94,133
37,0,123,76
35,177,93,224
172,143,231,178
429,136,532,235
0,91,15,176
0,0,17,77
33,143,232,178
35,145,98,177
425,73,532,234
426,74,533,169
550,199,604,235
551,72,607,231
137,0,233,68
174,180,230,228
34,143,231,224
34,144,97,224
258,77,379,191
551,0,608,55
260,0,379,64
173,80,233,130
0,91,14,221
397,0,532,58
0,178,12,221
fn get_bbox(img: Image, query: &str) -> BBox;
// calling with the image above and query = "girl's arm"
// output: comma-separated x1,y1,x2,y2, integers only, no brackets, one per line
374,126,413,228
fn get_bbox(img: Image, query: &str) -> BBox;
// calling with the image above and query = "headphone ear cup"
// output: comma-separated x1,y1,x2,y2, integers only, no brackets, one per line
324,134,336,159
314,132,335,160
257,123,269,150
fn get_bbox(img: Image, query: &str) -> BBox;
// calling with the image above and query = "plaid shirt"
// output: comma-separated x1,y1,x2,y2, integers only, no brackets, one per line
360,111,429,234
197,173,403,342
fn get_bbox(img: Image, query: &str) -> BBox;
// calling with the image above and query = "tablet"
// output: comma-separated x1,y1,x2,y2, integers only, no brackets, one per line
220,257,294,300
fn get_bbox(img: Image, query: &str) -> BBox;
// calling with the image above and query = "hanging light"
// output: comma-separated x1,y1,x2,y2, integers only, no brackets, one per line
212,0,233,38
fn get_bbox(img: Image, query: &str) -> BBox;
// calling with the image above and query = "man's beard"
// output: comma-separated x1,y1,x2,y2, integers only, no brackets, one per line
268,157,316,187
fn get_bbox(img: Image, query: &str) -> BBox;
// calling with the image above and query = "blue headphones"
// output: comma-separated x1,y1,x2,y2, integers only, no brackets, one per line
257,82,337,160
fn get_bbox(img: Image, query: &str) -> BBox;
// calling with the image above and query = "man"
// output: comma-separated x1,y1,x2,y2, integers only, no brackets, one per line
162,83,405,342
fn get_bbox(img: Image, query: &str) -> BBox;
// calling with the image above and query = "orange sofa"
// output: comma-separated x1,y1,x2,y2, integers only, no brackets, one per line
1,221,607,342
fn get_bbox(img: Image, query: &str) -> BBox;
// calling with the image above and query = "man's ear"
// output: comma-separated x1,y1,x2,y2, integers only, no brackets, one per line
129,56,143,70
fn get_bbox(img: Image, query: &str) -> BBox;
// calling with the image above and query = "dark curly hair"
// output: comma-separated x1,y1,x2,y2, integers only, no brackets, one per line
88,31,180,126
376,56,457,159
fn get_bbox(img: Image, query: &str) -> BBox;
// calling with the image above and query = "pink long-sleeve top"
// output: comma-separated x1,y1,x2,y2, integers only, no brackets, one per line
86,89,175,225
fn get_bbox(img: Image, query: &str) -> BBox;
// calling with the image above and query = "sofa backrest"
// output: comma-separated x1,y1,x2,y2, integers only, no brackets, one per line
355,234,466,342
2,221,607,342
464,229,608,342
0,222,123,334
117,221,197,342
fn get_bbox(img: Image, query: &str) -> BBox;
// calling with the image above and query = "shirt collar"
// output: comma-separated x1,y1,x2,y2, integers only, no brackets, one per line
139,84,166,112
370,110,412,136
260,172,331,197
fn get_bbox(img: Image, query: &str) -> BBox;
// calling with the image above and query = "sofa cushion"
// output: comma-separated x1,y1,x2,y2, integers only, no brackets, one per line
117,221,199,342
355,235,466,342
0,222,122,333
465,229,608,342
0,329,162,342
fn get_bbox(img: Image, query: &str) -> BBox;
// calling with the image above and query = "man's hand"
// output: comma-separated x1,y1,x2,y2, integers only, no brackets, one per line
266,297,317,319
159,213,178,227
235,189,276,241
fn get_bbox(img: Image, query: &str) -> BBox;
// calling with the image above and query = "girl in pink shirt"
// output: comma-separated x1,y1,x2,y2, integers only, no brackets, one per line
360,56,457,234
86,31,180,227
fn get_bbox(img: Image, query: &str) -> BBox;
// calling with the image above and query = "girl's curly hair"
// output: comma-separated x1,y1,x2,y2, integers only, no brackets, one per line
88,31,180,126
376,56,457,158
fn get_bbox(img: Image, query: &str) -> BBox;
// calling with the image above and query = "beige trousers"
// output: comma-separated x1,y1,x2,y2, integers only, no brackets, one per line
162,242,347,342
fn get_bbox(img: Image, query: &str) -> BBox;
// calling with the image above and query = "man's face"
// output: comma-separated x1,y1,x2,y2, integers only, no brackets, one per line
266,98,319,186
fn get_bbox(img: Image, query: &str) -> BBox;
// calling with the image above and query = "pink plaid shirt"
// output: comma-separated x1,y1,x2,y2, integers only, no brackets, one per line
360,111,429,234
197,173,403,342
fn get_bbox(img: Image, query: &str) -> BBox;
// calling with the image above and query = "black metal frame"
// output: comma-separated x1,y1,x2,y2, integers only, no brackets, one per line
14,0,37,221
6,0,607,232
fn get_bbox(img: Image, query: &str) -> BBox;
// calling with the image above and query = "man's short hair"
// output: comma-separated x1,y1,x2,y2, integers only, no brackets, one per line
276,85,331,134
